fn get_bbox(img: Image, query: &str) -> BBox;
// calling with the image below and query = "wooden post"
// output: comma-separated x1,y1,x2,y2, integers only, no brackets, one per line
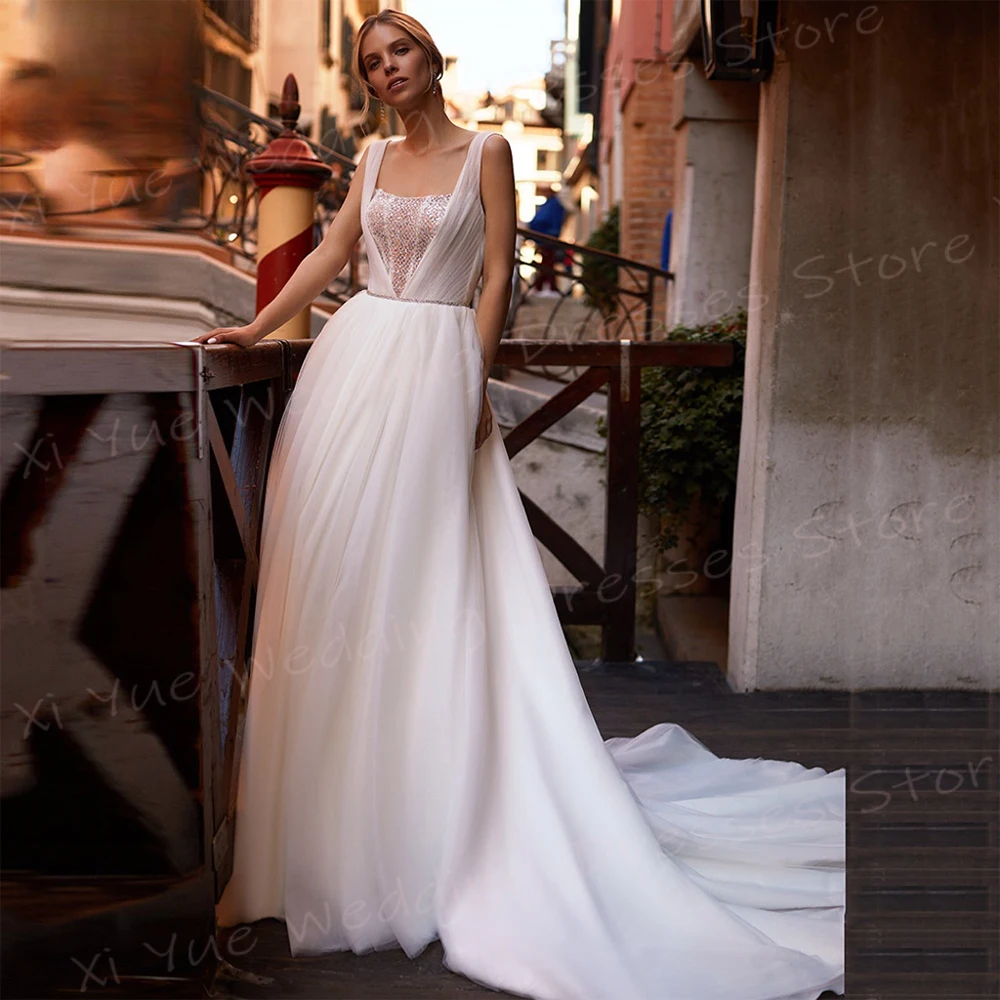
602,339,642,663
246,74,332,340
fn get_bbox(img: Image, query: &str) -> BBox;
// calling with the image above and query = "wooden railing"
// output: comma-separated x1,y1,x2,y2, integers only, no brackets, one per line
193,334,734,673
0,341,275,994
490,338,732,660
0,334,730,991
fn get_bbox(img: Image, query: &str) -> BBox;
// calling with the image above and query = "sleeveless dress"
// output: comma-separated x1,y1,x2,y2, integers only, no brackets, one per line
216,130,846,1000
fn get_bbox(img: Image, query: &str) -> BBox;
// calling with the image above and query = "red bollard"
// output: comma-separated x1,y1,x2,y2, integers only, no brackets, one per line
246,74,332,339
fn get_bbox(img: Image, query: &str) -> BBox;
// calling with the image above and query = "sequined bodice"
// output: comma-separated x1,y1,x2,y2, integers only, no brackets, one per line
366,188,452,298
359,132,494,305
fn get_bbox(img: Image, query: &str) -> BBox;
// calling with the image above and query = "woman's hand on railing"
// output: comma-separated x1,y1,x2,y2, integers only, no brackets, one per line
190,323,264,348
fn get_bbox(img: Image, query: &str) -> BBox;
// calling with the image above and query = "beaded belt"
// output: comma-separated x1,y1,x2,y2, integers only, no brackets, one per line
365,289,471,308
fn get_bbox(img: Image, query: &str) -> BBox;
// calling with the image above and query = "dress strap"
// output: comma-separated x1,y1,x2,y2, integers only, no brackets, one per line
457,131,500,212
364,132,498,208
361,138,390,209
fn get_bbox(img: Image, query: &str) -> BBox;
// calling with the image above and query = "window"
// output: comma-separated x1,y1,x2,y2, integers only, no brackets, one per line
205,0,258,47
208,49,253,131
341,16,355,80
537,148,559,172
321,0,331,56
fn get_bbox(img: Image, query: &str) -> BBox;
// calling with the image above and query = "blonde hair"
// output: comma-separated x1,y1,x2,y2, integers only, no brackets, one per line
352,11,444,125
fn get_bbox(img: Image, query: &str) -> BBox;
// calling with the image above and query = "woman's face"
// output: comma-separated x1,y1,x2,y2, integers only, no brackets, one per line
360,23,434,110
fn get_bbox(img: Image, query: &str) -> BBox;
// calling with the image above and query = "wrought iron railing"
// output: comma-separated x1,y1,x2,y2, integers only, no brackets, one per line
0,84,671,323
196,86,362,300
510,228,672,344
0,85,365,302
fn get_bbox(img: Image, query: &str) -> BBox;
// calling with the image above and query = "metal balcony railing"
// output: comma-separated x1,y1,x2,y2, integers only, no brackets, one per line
1,86,672,331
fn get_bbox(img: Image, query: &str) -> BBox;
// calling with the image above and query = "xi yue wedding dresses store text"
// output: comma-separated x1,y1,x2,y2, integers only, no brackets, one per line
216,130,846,1000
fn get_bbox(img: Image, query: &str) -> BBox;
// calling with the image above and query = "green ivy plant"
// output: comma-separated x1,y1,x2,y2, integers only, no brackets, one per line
597,309,747,554
580,204,620,318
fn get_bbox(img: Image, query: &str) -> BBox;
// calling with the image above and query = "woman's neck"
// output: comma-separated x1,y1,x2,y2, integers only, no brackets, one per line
396,102,462,153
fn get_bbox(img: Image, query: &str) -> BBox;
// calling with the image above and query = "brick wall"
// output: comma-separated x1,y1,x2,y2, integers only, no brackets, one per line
620,58,675,332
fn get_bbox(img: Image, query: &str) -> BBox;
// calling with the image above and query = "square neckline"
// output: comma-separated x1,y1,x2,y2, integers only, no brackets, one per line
363,131,489,301
371,188,450,202
370,133,480,201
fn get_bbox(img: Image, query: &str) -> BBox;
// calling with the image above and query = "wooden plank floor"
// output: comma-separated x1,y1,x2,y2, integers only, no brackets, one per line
15,662,1000,999
203,662,999,1000
578,662,999,1000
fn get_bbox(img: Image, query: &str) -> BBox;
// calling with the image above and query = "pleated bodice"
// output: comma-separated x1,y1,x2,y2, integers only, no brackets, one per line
361,131,495,306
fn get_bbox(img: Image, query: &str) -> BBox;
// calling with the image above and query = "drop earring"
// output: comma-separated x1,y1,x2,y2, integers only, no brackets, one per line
377,99,384,122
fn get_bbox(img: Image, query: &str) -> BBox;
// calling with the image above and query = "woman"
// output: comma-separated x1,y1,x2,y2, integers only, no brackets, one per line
194,12,845,1000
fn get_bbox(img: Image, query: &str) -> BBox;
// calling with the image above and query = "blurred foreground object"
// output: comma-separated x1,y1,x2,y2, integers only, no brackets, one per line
0,0,201,226
0,338,306,996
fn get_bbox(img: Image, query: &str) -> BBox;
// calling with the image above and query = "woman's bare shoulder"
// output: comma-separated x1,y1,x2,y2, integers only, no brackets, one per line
479,131,515,213
452,127,509,153
480,131,513,168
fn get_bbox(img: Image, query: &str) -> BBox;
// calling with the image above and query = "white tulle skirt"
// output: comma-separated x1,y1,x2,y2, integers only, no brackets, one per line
217,289,846,1000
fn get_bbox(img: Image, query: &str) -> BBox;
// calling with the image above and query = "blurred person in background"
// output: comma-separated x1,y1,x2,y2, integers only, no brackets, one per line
527,182,565,296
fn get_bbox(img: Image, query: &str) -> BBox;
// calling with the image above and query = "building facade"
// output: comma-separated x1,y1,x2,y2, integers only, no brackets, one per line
669,0,999,689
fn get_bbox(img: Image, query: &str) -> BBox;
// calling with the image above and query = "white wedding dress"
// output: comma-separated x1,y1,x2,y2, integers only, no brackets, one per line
216,130,846,1000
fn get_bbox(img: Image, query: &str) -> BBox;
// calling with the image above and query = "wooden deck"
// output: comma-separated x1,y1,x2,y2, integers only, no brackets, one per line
9,662,998,999
205,663,997,999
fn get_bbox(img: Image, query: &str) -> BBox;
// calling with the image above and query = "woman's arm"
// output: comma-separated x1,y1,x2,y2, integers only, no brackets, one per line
191,144,372,346
476,133,517,382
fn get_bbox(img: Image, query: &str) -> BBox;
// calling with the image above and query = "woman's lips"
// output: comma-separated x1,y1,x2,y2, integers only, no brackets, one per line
387,77,408,93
